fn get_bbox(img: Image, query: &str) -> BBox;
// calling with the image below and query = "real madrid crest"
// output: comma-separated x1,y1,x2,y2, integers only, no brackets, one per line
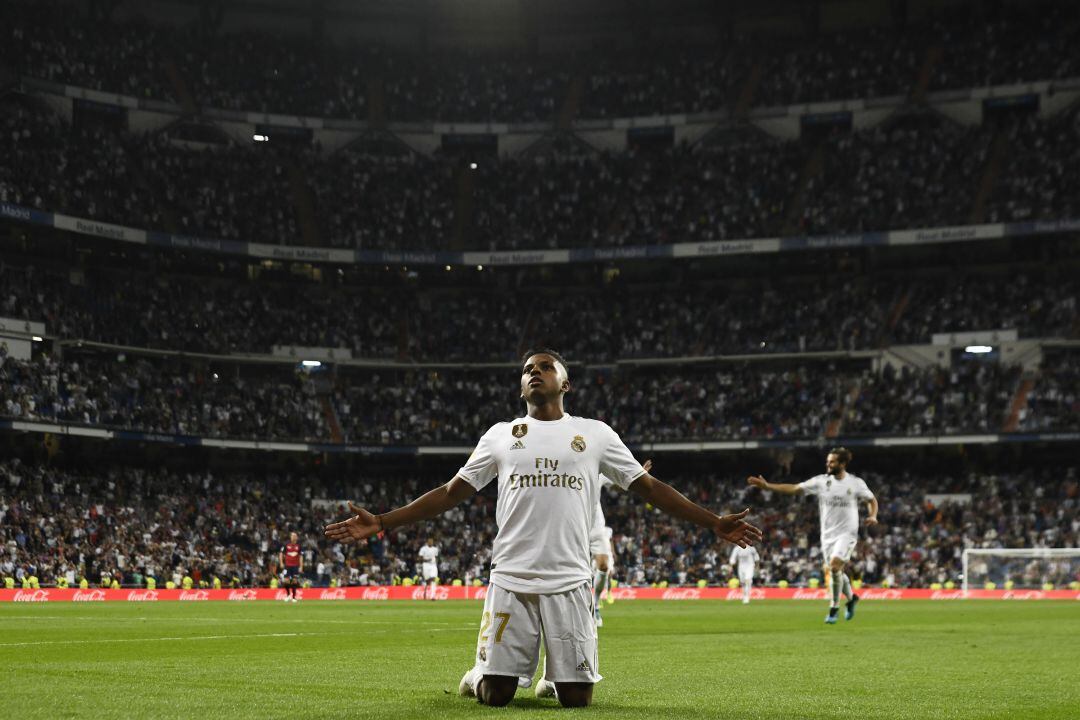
571,435,586,452
512,424,528,438
826,479,832,490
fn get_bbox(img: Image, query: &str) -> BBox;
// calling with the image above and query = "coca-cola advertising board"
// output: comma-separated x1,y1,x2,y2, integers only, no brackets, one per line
2,587,1077,602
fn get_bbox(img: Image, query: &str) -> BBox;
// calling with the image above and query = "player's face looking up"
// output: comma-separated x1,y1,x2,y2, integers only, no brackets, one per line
520,354,569,405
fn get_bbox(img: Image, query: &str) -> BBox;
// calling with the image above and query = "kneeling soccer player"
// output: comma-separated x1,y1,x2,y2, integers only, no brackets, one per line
325,349,761,707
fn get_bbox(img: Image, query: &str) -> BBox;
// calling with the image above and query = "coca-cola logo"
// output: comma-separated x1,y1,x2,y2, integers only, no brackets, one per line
929,590,965,601
1002,591,1044,600
274,590,290,601
725,589,742,601
319,589,348,600
472,587,489,600
410,586,450,601
73,589,106,602
179,590,209,601
860,589,903,601
608,588,637,600
228,590,258,601
126,590,159,602
13,589,50,602
661,589,701,600
792,589,826,600
361,587,389,600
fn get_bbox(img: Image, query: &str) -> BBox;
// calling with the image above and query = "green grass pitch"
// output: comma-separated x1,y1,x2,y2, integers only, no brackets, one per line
3,600,1077,719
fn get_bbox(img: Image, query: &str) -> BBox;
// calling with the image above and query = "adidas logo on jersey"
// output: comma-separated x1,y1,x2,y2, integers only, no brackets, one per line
510,440,526,450
576,660,591,673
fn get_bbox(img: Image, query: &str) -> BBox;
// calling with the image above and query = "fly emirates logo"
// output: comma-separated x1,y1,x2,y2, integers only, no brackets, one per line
507,457,584,491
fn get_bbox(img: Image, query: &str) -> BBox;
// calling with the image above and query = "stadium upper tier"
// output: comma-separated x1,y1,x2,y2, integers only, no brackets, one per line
3,0,1078,122
2,458,1075,589
1,101,1079,252
2,349,1078,444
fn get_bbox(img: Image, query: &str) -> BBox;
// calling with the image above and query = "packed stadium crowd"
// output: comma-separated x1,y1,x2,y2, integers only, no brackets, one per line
4,0,1078,121
3,258,1077,363
3,346,1078,442
0,351,327,441
2,97,1078,251
1018,351,1080,432
2,459,1075,590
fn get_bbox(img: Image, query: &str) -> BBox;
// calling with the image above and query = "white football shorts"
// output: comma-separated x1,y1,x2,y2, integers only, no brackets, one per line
822,534,859,563
474,582,601,684
422,563,438,581
737,564,754,585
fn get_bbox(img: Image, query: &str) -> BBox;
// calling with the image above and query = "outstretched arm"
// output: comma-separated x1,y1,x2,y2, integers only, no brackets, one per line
747,475,803,496
629,472,762,548
323,477,477,544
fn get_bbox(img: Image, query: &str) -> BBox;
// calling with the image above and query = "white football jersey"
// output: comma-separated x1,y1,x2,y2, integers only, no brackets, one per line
457,414,645,593
418,545,439,567
799,473,875,542
729,545,759,567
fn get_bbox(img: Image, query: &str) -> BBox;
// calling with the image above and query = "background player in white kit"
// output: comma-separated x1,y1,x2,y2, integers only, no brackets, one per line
418,537,439,600
325,349,762,708
747,447,877,624
729,545,760,604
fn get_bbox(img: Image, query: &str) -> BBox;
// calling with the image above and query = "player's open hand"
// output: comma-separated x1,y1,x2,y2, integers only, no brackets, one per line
324,502,381,544
714,508,763,548
746,475,768,489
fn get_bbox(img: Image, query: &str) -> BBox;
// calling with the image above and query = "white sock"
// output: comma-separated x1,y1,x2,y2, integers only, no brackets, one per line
841,573,853,600
830,570,842,608
743,579,751,601
593,570,608,607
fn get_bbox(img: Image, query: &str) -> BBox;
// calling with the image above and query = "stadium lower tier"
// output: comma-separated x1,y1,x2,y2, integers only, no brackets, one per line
2,348,1078,444
2,458,1076,592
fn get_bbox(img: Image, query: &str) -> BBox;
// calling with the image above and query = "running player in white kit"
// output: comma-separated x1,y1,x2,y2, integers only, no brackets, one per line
747,447,878,624
418,537,440,600
325,349,762,708
729,545,760,604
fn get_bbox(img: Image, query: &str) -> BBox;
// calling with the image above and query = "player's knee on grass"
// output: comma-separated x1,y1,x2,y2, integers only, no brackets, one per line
477,675,518,706
555,682,593,708
595,555,610,573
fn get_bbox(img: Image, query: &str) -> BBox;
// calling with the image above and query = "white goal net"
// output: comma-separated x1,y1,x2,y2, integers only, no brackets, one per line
961,548,1079,592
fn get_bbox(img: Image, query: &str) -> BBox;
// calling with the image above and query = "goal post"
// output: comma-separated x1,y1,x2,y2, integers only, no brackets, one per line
961,548,1080,592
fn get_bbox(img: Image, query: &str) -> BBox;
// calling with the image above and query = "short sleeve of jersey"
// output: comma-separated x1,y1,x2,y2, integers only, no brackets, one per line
597,423,645,491
799,476,823,495
456,424,503,490
855,478,875,500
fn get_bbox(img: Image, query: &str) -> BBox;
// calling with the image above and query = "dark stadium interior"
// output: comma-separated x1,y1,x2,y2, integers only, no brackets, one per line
1,0,1078,598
